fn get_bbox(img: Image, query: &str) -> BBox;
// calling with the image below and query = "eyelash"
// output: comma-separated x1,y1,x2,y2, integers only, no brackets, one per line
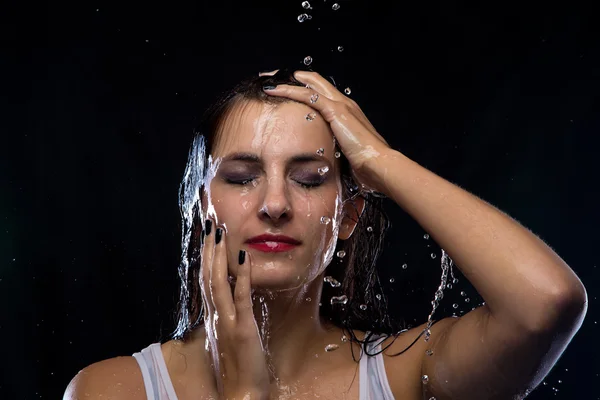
225,178,322,189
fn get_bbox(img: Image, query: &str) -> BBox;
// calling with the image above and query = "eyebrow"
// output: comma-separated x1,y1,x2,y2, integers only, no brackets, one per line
221,152,332,167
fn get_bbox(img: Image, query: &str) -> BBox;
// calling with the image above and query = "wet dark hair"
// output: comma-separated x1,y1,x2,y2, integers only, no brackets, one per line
170,68,435,359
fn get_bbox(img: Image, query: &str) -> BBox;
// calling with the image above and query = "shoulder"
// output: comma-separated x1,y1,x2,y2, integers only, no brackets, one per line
378,317,460,398
63,355,146,400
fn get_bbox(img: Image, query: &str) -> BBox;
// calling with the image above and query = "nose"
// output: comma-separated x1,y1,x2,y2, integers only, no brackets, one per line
258,176,292,223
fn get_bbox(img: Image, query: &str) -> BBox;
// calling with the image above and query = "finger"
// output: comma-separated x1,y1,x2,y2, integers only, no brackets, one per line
293,70,380,135
293,70,340,101
263,84,389,151
258,69,279,77
233,249,253,323
210,226,236,321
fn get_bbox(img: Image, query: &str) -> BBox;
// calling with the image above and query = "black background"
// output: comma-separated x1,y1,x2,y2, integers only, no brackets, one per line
1,1,598,398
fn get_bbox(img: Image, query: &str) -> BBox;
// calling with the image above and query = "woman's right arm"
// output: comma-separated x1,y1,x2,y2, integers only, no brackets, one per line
63,356,147,400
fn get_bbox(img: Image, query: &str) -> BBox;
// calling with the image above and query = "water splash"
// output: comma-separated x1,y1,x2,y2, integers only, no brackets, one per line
297,13,311,22
302,1,312,9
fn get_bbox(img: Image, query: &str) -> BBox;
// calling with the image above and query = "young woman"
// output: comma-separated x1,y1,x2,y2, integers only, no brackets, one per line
65,69,587,400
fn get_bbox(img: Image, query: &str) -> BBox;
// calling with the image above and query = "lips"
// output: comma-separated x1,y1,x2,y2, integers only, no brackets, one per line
245,234,301,245
245,234,301,253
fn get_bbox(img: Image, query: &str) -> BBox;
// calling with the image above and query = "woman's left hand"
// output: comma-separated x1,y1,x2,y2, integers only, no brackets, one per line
262,70,393,195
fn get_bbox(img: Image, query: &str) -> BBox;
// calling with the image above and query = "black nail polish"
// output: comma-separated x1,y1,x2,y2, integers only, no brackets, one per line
238,250,246,265
263,85,276,91
205,220,212,236
215,228,223,244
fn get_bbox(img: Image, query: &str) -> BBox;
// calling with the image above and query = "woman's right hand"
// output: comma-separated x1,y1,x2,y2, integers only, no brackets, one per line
200,219,271,400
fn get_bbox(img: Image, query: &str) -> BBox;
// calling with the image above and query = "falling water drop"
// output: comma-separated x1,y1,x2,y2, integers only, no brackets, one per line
306,297,312,302
402,263,408,269
318,166,329,175
366,226,373,232
359,304,367,310
325,344,340,352
302,1,312,9
344,87,351,95
316,148,324,156
330,295,348,305
303,56,313,66
424,234,430,240
465,298,470,303
375,294,382,300
430,253,437,259
389,277,395,283
332,3,340,10
320,216,331,224
324,276,341,287
337,46,344,52
297,13,310,22
460,291,467,296
453,303,459,309
334,151,341,158
336,250,346,258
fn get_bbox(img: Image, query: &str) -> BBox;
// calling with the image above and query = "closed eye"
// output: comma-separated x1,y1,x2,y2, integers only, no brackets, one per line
224,178,323,189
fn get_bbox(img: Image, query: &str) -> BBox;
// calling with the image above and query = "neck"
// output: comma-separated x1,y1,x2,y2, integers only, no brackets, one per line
251,272,338,382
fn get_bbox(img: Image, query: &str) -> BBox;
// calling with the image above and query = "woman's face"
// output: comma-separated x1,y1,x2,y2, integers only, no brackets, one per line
202,99,351,290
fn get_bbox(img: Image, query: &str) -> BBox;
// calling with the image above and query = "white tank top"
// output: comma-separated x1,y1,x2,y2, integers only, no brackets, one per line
132,333,395,400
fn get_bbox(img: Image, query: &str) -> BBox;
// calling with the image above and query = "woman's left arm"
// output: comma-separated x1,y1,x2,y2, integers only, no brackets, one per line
264,70,587,399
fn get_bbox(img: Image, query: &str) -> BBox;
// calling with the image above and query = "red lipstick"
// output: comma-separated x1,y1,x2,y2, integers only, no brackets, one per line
245,234,301,253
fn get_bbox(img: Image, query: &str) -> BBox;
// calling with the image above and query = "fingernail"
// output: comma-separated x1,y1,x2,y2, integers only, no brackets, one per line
263,85,277,91
238,250,246,265
215,228,223,244
205,220,212,236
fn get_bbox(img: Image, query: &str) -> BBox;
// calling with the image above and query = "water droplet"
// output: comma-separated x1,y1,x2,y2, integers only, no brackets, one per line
341,335,348,342
303,56,313,66
425,349,434,356
402,263,408,269
332,3,340,10
324,276,341,287
460,291,466,296
422,375,429,384
465,298,470,303
316,148,324,156
430,252,436,259
366,226,373,232
447,283,453,289
318,166,329,175
330,295,348,305
453,278,459,284
259,296,265,303
334,151,341,158
452,303,458,309
297,13,310,22
306,297,311,302
325,344,339,352
337,46,344,52
336,250,346,258
320,216,331,224
359,304,367,310
375,294,382,300
389,277,395,283
344,87,351,95
424,234,430,239
302,1,312,9
306,112,317,121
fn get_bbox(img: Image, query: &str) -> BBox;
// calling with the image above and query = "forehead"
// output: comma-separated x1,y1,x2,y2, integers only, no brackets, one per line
212,99,335,159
